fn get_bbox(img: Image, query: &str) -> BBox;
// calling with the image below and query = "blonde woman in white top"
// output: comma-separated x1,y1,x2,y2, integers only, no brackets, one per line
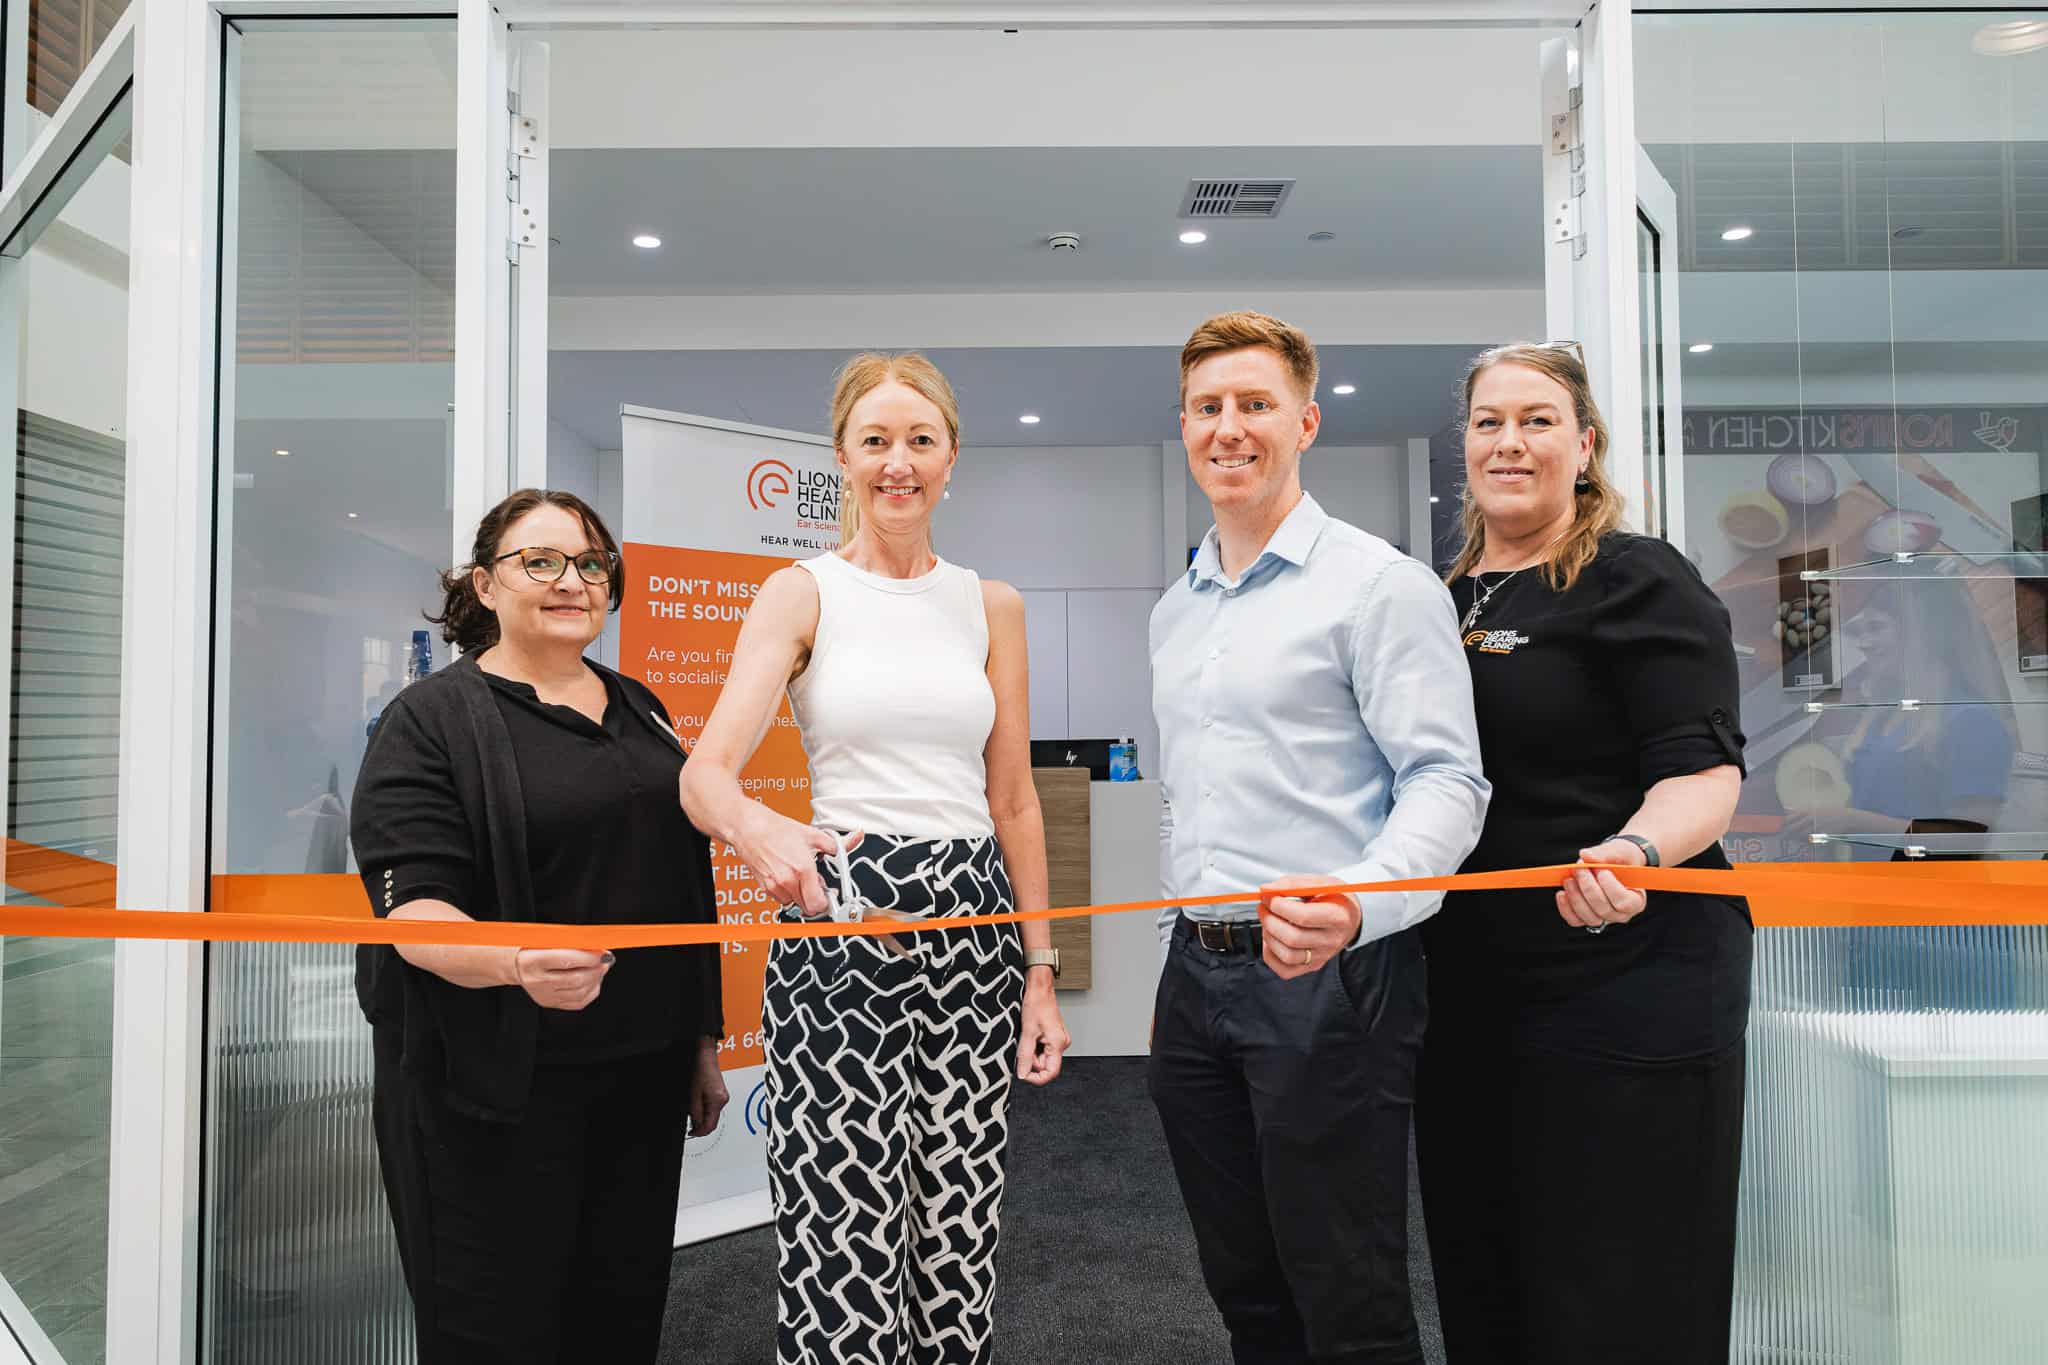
681,352,1070,1365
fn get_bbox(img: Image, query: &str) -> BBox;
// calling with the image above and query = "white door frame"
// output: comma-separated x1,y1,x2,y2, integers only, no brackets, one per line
96,1,1645,1361
104,3,508,1364
1637,145,1686,549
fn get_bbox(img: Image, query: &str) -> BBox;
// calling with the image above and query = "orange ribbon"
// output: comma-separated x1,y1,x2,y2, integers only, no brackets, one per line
1,861,2044,950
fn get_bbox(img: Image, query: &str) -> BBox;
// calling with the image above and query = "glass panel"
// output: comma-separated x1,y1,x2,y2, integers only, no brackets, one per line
26,0,129,117
1640,10,2048,1361
0,98,130,1365
204,20,456,1364
1638,210,1667,539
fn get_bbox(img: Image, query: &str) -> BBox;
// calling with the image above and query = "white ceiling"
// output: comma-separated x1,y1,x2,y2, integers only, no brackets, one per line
547,344,1483,452
545,145,1540,295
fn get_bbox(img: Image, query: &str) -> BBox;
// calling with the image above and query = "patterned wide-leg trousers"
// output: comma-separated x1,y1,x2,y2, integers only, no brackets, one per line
763,833,1024,1365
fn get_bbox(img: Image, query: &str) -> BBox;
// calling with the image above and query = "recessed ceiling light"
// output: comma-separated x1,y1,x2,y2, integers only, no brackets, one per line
1973,21,2048,57
1331,384,1357,396
1019,414,1041,425
347,512,359,519
273,448,289,457
1720,226,1754,242
631,233,662,249
1689,343,1715,354
1178,230,1208,245
1429,496,1441,504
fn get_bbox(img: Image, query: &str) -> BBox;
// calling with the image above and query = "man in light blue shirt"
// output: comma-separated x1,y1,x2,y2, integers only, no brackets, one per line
1149,311,1489,1365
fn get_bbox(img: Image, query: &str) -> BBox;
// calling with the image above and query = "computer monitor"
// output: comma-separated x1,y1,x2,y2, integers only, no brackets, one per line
1029,738,1118,781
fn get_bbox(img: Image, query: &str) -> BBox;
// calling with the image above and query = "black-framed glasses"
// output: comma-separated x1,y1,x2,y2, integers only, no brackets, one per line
490,546,621,587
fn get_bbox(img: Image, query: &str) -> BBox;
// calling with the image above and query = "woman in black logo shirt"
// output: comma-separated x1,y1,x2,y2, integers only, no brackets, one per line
1417,344,1750,1365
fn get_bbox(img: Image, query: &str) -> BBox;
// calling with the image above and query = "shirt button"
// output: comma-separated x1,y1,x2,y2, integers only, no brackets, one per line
1224,588,1236,597
1711,708,1729,724
1202,718,1213,728
1203,788,1213,798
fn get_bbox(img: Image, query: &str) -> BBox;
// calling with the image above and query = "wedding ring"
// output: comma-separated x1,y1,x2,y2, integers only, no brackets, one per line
1585,923,1608,935
1299,946,1313,967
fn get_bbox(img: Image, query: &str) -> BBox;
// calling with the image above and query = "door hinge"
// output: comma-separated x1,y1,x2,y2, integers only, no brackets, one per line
506,110,542,262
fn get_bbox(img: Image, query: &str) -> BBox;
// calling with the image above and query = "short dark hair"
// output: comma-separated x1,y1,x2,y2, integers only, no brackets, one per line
427,488,624,655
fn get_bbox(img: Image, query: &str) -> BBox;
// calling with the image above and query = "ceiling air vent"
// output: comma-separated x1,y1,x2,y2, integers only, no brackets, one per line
1180,179,1296,219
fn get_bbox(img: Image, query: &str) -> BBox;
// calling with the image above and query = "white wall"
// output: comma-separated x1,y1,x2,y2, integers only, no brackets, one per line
945,445,1165,772
551,289,1547,354
545,28,1545,152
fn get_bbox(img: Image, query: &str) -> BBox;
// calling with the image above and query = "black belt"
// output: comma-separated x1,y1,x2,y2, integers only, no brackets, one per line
1185,917,1261,954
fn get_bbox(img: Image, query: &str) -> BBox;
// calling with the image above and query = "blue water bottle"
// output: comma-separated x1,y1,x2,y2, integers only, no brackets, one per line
406,629,433,686
1109,737,1138,782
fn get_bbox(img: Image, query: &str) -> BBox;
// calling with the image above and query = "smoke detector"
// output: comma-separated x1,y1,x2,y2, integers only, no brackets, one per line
1046,232,1082,251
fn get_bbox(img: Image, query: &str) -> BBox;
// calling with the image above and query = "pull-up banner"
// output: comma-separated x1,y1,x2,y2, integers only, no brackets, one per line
618,404,840,1247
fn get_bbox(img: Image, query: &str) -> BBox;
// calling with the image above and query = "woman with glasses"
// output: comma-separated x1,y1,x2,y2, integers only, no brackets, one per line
1414,344,1750,1364
351,487,726,1365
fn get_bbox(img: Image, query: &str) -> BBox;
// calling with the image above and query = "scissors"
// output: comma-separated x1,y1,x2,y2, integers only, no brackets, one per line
815,830,916,958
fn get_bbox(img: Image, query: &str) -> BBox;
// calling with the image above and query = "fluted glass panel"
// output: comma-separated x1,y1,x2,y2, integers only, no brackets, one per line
203,20,456,1365
0,102,133,1365
1640,10,2048,1362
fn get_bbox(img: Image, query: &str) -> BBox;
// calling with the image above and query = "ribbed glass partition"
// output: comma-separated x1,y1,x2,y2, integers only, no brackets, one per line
203,20,456,1364
1639,10,2048,1362
1739,926,2048,1365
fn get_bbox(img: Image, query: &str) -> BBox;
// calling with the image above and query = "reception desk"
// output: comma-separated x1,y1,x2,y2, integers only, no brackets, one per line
1050,777,1164,1058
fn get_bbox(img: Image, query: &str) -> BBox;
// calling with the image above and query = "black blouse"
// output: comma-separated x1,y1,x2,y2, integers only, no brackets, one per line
355,661,719,1075
1429,534,1752,1063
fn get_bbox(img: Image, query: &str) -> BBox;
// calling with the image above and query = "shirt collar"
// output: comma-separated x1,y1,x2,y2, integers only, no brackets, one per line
1188,492,1330,589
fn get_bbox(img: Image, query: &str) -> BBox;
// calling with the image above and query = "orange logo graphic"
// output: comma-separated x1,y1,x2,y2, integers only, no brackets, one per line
747,458,794,510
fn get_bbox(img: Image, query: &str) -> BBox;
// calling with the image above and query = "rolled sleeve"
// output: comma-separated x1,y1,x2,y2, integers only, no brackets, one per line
1591,541,1748,789
1335,559,1492,948
350,699,478,918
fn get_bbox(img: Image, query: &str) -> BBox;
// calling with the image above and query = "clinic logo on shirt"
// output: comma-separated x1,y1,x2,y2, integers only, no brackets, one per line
746,459,794,509
1463,628,1531,655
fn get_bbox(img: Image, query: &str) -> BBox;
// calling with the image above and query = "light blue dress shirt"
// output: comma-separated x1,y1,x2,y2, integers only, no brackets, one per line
1150,493,1491,950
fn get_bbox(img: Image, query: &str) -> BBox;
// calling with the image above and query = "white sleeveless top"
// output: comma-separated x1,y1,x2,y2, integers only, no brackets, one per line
787,552,997,840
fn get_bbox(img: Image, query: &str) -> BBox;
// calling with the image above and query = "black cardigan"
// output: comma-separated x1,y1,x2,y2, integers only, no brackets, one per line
351,654,720,1121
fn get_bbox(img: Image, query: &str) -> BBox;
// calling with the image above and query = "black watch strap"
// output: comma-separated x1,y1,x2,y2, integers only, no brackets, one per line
1608,832,1661,867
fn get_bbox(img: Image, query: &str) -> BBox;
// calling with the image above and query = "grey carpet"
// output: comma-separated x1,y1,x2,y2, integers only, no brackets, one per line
662,1055,1444,1363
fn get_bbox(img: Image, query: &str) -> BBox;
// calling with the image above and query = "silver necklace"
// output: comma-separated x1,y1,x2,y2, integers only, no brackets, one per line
1460,568,1528,633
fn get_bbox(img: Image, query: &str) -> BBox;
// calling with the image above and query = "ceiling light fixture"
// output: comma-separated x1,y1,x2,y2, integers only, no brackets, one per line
1689,343,1715,354
631,233,661,249
1331,384,1357,395
1973,21,2048,57
1308,230,1335,242
1019,414,1041,425
1178,229,1208,245
1429,496,1441,504
346,512,359,519
273,448,289,457
1720,226,1755,242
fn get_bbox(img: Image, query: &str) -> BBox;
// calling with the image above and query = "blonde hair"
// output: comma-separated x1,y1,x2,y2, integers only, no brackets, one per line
1445,343,1623,593
1179,310,1319,405
828,352,961,543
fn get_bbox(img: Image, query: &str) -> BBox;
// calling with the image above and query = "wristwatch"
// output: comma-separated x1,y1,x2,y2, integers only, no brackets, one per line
1023,947,1061,979
1607,832,1661,867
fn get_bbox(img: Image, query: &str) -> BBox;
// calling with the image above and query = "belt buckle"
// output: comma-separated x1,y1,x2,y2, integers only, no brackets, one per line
1195,921,1239,952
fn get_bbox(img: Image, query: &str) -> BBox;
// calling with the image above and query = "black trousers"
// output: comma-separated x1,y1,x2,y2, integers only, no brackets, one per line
372,1028,694,1365
1148,919,1429,1365
1414,1014,1745,1365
